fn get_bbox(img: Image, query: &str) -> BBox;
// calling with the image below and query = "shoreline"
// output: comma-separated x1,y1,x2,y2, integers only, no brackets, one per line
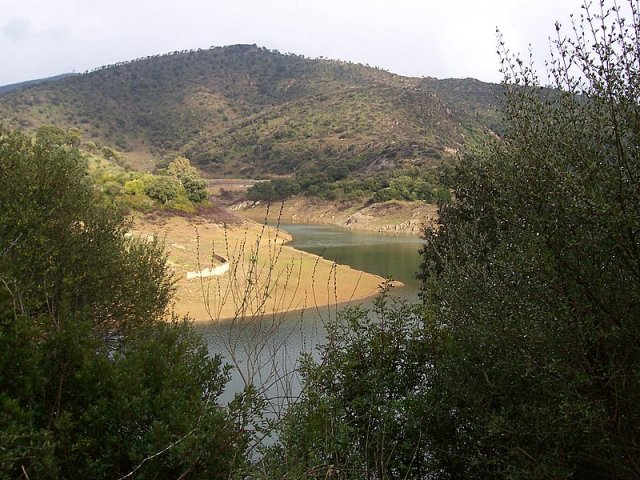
130,214,390,322
231,197,437,236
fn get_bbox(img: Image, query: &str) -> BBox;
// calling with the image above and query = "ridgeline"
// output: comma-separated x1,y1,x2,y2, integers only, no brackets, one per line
0,45,501,178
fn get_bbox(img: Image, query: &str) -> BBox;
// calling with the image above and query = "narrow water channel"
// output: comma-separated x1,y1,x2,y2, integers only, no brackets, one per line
195,224,425,403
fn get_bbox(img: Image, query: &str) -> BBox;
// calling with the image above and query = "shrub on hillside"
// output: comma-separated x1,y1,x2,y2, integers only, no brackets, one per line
144,175,182,203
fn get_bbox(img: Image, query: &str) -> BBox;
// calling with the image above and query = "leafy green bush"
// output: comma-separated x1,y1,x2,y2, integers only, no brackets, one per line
0,128,246,478
144,175,181,203
262,294,432,479
246,178,300,202
123,178,145,195
419,2,640,477
35,124,82,147
118,190,155,212
262,3,640,479
371,172,450,203
245,168,446,204
179,173,208,203
101,180,123,196
166,193,197,213
166,156,209,203
91,157,207,213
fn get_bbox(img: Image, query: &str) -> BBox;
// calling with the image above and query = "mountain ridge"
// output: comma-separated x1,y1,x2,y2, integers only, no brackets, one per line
0,73,79,95
0,44,502,177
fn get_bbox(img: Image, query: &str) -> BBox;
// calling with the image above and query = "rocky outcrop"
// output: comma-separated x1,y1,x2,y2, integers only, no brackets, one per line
186,253,229,279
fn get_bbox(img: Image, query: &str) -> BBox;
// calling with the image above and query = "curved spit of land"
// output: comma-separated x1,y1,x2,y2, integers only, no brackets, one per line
131,215,390,322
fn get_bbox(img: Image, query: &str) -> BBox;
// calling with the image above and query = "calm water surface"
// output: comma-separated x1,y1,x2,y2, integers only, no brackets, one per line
280,223,423,291
195,223,424,402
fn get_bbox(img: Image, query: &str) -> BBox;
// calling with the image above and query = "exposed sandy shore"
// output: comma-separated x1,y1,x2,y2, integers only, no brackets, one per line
131,215,389,322
232,197,438,235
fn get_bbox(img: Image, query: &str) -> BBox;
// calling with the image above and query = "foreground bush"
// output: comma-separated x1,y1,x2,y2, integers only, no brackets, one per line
419,1,640,477
263,2,640,478
262,295,432,479
0,128,246,478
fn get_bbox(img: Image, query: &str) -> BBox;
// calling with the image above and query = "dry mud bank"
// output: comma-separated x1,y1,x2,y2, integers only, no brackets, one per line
232,198,438,235
131,214,387,321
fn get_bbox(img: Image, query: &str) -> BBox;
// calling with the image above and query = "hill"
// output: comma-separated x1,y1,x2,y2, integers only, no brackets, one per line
0,73,79,94
0,45,501,177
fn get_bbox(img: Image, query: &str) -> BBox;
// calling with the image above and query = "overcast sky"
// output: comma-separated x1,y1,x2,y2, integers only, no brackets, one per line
1,0,590,86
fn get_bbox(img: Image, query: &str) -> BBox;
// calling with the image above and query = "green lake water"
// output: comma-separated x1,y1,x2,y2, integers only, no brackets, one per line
280,223,423,291
195,223,425,403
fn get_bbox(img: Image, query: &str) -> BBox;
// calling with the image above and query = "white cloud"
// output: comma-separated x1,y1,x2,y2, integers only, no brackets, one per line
0,0,595,86
2,17,30,41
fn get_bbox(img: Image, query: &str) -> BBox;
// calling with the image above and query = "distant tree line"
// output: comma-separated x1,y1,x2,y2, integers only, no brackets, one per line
246,166,451,204
82,43,386,78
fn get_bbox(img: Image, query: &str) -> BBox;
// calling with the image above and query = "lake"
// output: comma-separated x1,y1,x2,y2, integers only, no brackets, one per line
279,223,423,291
195,223,424,405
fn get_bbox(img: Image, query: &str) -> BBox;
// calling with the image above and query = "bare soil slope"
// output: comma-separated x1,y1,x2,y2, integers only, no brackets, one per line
131,214,388,321
234,198,438,235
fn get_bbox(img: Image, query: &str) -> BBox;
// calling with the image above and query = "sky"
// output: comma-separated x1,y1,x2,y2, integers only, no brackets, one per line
0,0,592,87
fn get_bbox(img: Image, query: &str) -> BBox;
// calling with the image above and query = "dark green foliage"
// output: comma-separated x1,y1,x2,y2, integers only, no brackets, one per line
259,3,640,479
0,127,171,330
179,173,208,203
262,293,432,479
35,124,82,147
371,169,451,203
0,128,245,478
144,174,181,203
247,166,449,203
418,2,640,478
166,156,209,203
42,319,243,479
246,178,300,202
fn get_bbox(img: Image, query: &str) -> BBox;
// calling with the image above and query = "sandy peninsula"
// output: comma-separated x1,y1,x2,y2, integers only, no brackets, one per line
131,214,388,322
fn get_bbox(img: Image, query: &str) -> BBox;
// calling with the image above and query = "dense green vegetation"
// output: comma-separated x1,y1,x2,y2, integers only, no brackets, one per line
262,294,431,478
107,154,208,213
2,1,637,478
0,128,246,478
246,166,451,203
0,45,500,179
32,125,211,214
260,1,640,478
416,8,640,471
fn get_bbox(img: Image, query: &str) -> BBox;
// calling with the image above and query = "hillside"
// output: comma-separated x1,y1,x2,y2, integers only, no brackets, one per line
0,44,502,176
0,73,79,94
